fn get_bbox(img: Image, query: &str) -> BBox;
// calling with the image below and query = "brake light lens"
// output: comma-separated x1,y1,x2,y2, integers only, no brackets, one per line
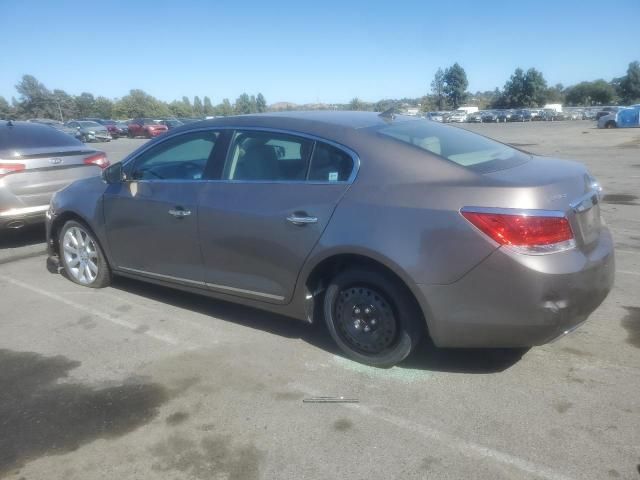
461,208,575,255
84,153,110,169
0,163,25,178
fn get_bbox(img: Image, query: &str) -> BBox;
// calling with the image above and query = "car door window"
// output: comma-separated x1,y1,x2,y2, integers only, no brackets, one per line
308,142,354,182
223,131,312,181
130,131,218,181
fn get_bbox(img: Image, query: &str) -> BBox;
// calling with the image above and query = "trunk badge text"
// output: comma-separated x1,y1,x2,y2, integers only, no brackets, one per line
49,158,63,165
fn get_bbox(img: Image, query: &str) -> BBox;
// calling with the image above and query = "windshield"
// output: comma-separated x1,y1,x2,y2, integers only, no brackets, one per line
375,119,530,172
142,119,158,125
78,121,101,127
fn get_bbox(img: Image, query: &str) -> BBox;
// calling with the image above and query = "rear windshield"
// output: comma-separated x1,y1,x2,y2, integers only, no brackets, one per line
374,119,530,173
0,123,83,155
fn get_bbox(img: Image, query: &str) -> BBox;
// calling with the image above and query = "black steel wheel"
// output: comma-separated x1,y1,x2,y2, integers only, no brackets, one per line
323,268,424,367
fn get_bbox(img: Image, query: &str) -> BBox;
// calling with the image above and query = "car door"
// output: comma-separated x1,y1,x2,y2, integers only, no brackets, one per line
198,129,357,303
103,129,220,285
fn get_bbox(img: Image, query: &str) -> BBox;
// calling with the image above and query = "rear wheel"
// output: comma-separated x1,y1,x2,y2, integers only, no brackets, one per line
323,268,424,367
58,221,111,288
605,121,617,129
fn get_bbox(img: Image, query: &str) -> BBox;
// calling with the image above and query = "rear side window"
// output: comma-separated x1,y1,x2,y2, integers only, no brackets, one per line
224,131,312,181
375,119,530,173
0,123,82,155
308,142,354,182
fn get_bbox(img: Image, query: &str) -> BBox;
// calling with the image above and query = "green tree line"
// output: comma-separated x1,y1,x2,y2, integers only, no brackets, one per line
0,75,268,120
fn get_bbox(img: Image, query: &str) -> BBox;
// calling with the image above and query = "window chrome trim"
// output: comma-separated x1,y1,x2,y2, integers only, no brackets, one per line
116,266,285,301
121,125,360,185
570,190,599,213
459,206,567,218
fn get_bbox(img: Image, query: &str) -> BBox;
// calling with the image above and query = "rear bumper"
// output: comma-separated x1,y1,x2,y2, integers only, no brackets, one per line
418,227,615,347
0,205,49,229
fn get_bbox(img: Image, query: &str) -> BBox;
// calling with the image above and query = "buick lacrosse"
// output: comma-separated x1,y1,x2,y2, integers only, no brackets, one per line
46,111,614,366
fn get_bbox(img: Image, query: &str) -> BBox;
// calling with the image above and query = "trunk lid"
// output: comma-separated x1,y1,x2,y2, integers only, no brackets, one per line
484,156,602,248
0,146,103,208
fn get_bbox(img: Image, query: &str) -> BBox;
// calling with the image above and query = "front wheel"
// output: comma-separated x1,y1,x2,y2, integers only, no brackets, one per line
605,121,617,129
59,220,111,288
323,268,424,367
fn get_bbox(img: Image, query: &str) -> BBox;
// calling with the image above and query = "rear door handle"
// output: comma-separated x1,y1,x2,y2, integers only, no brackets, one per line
287,214,318,225
168,207,191,218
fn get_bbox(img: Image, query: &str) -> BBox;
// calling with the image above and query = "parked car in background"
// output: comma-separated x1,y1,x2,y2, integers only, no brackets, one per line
480,111,498,123
509,110,532,122
115,121,129,136
598,105,640,129
0,120,108,230
177,117,204,124
66,120,112,142
426,112,444,122
467,111,484,123
158,118,184,130
496,110,510,123
595,107,621,120
127,118,168,138
99,120,125,138
448,111,468,123
45,111,613,367
28,118,80,138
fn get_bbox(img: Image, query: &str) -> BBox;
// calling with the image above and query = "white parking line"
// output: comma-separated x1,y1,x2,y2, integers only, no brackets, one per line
296,381,576,480
616,249,640,256
618,269,640,276
0,274,182,346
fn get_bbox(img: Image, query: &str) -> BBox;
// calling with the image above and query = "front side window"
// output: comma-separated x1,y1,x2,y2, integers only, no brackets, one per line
223,131,312,181
129,130,218,181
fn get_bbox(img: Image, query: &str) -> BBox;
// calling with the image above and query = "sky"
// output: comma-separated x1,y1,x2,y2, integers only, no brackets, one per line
1,0,638,105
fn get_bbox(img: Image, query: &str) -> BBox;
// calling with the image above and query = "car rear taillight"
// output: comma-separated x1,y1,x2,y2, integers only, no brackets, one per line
84,153,110,169
0,163,25,178
461,208,575,255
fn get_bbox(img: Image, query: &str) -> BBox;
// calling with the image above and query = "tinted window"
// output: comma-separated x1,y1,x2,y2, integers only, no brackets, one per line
308,142,354,182
0,123,83,154
130,131,218,181
224,131,312,181
375,119,530,172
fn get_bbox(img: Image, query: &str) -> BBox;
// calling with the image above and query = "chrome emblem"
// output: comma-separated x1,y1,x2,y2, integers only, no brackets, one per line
49,158,63,165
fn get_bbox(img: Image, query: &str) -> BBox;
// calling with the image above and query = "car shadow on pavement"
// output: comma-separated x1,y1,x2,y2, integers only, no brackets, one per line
111,276,527,374
0,224,45,249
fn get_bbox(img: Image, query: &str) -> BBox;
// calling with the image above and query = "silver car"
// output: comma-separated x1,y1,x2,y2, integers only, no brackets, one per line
45,112,614,367
65,120,112,142
0,121,108,230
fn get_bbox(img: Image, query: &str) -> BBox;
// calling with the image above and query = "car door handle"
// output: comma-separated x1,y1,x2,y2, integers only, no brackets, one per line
168,208,191,218
286,214,318,225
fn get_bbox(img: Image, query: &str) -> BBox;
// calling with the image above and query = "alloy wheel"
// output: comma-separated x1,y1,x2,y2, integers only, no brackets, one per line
62,226,99,285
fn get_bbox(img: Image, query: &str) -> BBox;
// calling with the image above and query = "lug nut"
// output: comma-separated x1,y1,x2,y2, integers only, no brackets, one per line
364,307,371,314
354,308,361,314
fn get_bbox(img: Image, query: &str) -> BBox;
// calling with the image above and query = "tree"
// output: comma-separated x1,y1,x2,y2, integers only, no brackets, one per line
216,98,234,116
193,96,203,115
618,61,640,104
113,89,170,118
168,100,193,117
15,74,54,118
348,97,365,111
181,96,193,115
430,68,446,110
564,80,616,106
249,95,258,113
256,93,267,113
0,96,14,119
51,89,77,121
203,96,214,115
500,67,548,107
235,93,252,114
545,83,565,103
443,63,468,109
94,96,114,118
75,92,96,118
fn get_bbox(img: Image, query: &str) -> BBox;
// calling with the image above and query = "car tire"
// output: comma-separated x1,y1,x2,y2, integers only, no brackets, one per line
128,131,134,138
58,220,111,288
605,121,617,129
323,268,424,367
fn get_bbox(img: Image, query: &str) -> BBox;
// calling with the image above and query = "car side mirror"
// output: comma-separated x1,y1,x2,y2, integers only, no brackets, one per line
102,162,124,184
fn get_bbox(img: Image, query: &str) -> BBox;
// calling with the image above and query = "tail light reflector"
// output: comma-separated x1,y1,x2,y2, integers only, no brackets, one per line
0,163,25,178
461,208,575,254
84,153,110,169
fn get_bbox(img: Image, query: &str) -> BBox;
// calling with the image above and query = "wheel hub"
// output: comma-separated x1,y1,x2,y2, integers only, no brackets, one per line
335,286,397,354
